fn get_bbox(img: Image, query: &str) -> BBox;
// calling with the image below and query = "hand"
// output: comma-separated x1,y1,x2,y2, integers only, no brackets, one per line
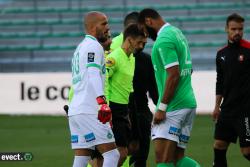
98,104,112,124
212,106,220,122
153,110,166,124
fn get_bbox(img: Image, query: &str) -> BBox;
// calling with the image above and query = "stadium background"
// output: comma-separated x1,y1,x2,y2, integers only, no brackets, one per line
0,0,249,166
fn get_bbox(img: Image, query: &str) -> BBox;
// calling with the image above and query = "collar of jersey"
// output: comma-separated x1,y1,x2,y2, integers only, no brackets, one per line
85,34,97,41
157,22,170,36
119,47,133,60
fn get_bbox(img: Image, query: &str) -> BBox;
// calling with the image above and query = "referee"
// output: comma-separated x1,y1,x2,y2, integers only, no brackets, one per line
213,13,250,167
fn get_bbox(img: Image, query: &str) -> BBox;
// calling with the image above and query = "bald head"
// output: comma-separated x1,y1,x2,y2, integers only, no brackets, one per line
83,11,109,42
84,11,106,32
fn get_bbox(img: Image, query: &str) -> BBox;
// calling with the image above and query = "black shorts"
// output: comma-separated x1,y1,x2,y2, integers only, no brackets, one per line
109,101,131,147
214,115,250,147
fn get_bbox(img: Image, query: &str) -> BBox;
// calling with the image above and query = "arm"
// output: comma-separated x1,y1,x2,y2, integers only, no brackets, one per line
86,46,111,123
153,40,180,124
213,95,223,121
105,56,117,78
148,56,159,105
161,66,180,105
154,66,180,124
213,52,224,121
88,67,104,97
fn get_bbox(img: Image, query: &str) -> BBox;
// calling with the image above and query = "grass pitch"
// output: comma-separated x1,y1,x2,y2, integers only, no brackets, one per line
0,115,249,167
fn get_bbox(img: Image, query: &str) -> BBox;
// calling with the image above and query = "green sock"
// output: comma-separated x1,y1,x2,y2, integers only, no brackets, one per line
176,156,200,167
121,156,131,167
157,162,175,167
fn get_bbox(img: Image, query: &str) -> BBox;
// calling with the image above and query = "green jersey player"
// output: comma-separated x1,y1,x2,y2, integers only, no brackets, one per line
138,8,199,167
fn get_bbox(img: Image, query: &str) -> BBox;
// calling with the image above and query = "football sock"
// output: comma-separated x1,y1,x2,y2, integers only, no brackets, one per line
72,156,90,167
213,148,227,167
157,162,174,167
102,149,120,167
176,156,200,167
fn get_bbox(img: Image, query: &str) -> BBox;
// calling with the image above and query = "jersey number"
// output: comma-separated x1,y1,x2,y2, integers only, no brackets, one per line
72,52,80,77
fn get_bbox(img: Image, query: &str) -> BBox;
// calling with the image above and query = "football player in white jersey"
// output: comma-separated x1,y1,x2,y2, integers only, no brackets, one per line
68,11,119,167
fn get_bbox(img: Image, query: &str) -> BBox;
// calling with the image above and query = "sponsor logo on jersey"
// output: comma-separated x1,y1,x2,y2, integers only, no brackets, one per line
238,54,244,62
221,56,225,61
245,138,250,142
107,131,113,139
88,52,95,62
169,126,181,136
245,117,250,136
106,57,115,67
179,134,190,143
71,135,78,143
181,68,192,76
84,132,96,142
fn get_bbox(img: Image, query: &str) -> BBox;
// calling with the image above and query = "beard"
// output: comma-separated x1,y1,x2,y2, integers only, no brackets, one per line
96,29,108,43
97,35,107,43
232,34,242,43
146,26,157,41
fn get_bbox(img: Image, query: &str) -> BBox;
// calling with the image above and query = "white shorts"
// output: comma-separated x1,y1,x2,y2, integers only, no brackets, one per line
151,108,196,149
68,114,115,149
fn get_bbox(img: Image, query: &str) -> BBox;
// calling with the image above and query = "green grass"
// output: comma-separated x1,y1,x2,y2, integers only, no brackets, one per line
0,115,249,167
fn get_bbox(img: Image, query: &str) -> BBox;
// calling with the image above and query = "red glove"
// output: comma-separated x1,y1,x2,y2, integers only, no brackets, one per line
96,96,112,124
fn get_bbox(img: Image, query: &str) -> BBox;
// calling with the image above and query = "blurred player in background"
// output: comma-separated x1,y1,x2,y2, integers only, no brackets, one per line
105,24,146,166
68,11,119,167
110,12,139,51
139,8,200,167
212,13,250,167
111,11,158,167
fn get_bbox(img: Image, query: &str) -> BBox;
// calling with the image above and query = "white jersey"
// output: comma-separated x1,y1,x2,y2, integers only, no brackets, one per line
68,35,106,116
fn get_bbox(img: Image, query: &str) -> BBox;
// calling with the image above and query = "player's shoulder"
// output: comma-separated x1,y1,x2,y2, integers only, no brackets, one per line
108,47,122,58
217,44,228,55
106,48,121,66
80,38,103,52
240,39,250,49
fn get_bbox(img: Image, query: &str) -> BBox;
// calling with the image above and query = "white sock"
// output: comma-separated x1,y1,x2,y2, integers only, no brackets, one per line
102,149,120,167
72,155,90,167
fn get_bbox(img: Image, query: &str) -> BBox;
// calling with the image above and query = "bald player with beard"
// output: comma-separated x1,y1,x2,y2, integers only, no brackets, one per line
68,11,119,167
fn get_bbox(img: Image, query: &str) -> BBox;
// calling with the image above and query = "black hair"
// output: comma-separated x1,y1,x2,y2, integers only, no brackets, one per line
123,24,146,40
124,12,139,27
138,8,160,24
226,13,244,26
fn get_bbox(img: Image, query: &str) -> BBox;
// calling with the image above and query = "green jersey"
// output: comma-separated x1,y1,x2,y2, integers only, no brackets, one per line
106,47,135,104
110,33,123,51
152,23,197,112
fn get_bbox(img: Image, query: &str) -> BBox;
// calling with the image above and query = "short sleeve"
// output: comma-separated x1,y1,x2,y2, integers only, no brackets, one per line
106,54,117,77
85,43,104,70
157,41,179,69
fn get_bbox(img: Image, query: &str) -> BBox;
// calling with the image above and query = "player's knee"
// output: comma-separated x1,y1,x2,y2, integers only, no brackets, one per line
118,147,128,163
214,140,229,150
243,153,250,161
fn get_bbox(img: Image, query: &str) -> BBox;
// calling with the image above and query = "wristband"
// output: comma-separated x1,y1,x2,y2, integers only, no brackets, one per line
158,102,167,111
